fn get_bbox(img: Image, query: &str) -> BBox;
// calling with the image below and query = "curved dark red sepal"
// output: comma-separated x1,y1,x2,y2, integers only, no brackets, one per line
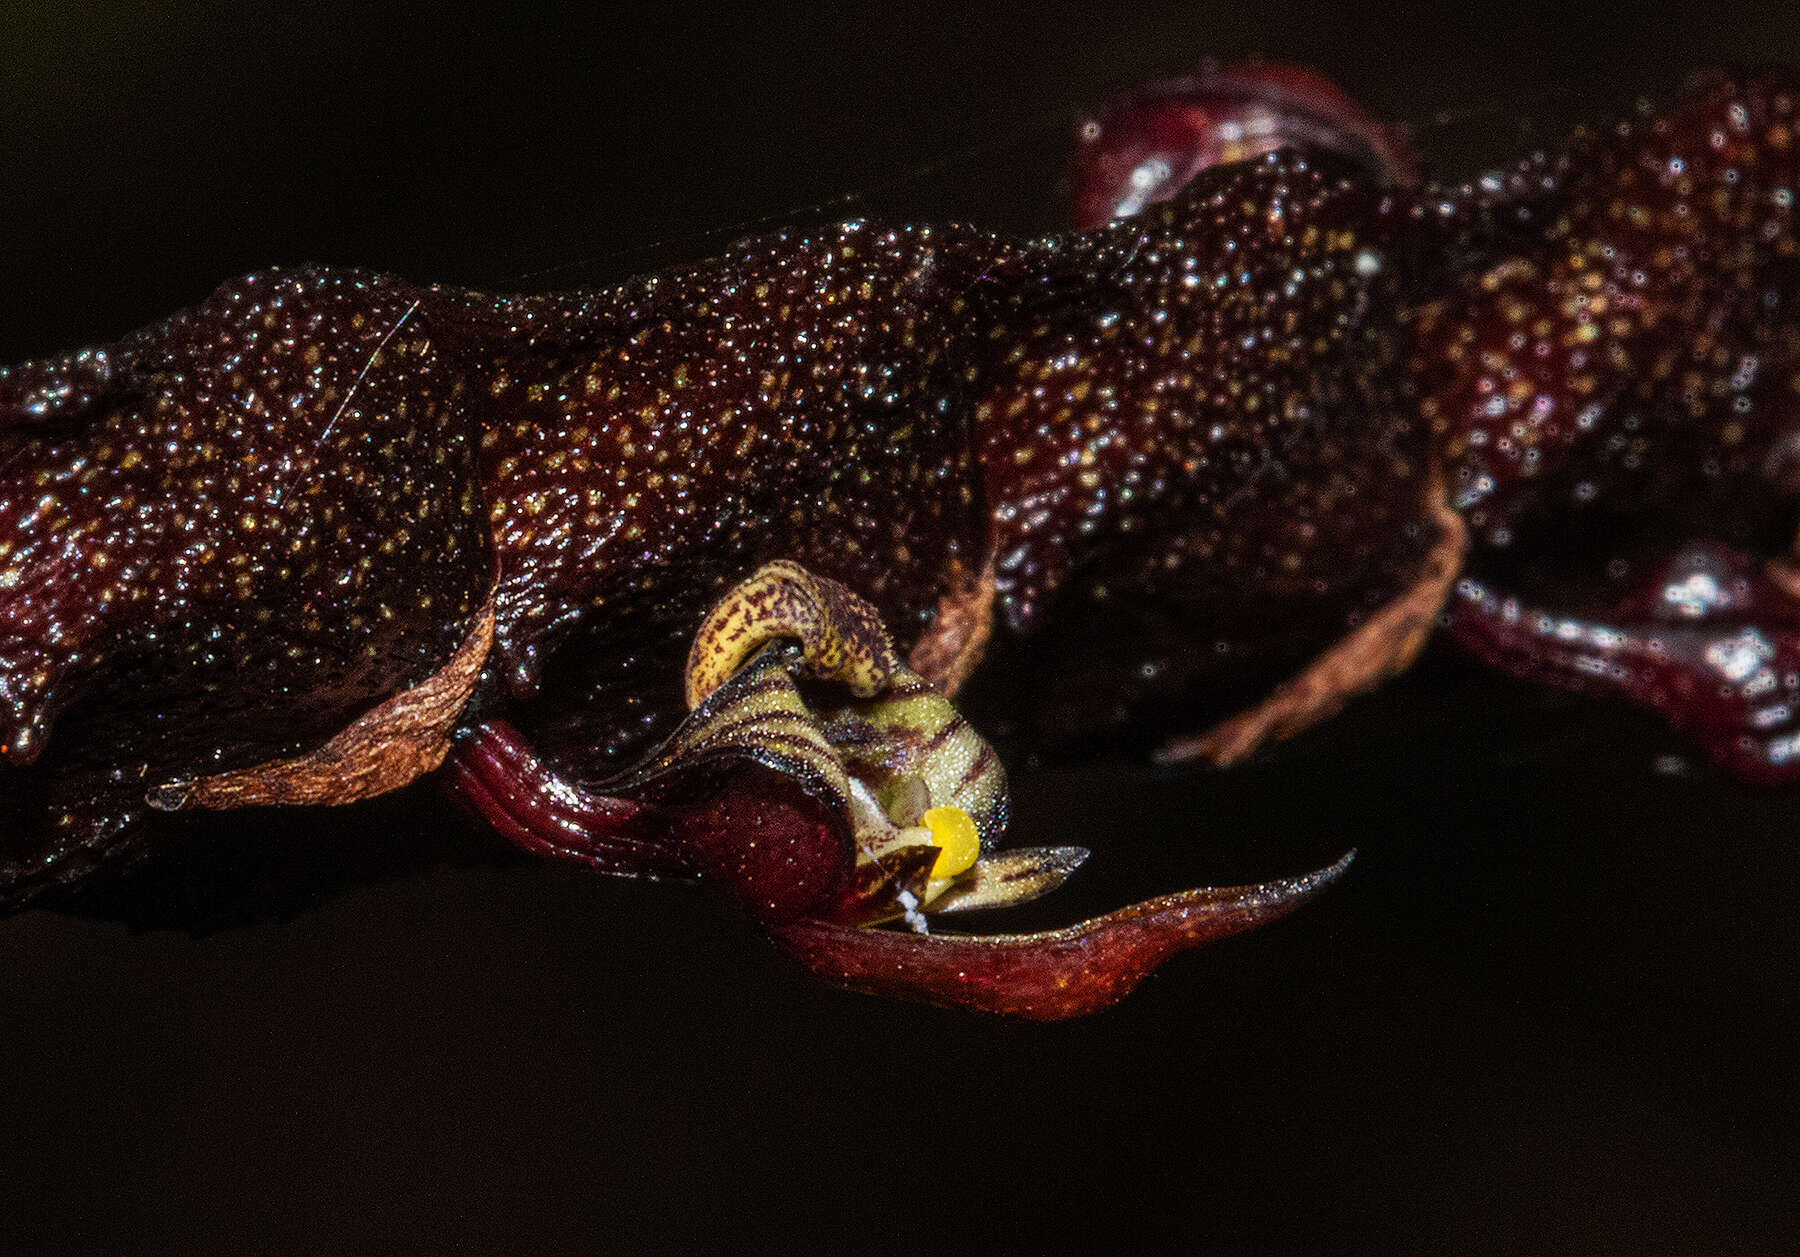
772,851,1354,1020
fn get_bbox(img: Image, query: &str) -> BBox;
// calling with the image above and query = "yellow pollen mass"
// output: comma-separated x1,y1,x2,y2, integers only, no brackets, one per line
921,805,979,879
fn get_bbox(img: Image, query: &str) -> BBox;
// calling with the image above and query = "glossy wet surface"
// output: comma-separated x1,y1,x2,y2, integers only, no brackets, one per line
3,3,1798,1253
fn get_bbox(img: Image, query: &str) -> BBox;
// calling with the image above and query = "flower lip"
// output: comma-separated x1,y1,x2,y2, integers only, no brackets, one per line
650,623,1353,1019
452,561,1356,1019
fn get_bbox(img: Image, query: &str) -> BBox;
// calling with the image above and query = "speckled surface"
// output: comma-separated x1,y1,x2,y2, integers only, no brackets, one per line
4,143,1435,888
1,4,1798,1253
0,269,492,887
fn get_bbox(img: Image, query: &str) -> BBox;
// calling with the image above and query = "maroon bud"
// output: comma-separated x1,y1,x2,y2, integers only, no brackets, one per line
1071,61,1416,231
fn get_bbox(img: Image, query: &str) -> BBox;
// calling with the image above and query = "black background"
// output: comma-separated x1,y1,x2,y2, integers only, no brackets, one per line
3,3,1799,1253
